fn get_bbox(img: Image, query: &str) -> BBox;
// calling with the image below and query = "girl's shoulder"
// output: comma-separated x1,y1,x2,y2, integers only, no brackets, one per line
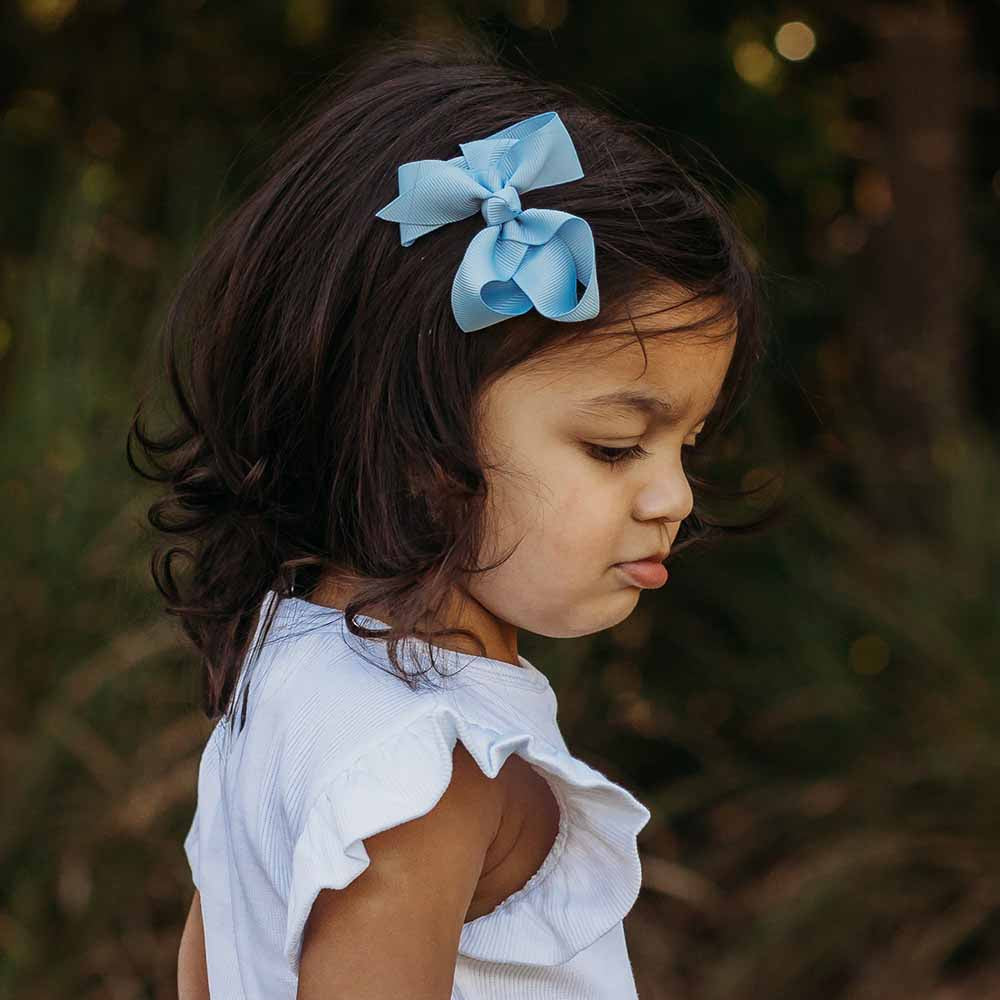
267,662,651,972
227,591,559,818
241,591,557,775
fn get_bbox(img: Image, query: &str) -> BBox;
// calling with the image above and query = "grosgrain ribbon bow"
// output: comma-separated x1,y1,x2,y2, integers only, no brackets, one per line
374,111,600,332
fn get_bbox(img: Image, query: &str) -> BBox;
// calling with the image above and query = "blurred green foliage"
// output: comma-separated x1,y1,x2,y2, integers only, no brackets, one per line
1,1,998,998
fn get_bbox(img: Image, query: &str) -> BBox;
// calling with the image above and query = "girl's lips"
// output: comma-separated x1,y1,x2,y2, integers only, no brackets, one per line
615,559,669,588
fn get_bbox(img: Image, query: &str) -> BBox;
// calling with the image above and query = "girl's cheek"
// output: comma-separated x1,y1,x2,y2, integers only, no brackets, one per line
552,476,618,528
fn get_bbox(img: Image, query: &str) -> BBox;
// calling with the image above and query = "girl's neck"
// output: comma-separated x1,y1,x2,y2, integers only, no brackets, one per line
306,570,523,668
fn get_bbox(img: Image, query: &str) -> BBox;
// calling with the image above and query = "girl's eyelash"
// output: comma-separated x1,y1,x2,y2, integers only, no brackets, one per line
586,443,650,467
586,440,700,468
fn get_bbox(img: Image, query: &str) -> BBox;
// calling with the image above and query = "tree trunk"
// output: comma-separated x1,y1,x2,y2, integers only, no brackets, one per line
848,2,971,529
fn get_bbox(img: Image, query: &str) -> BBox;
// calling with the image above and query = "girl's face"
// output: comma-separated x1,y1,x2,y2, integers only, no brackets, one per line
460,291,736,663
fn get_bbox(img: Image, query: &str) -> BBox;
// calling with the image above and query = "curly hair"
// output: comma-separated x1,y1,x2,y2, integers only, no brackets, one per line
127,33,780,732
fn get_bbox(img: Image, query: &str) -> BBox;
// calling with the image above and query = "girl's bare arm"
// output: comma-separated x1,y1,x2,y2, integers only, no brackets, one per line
177,889,209,1000
296,740,504,1000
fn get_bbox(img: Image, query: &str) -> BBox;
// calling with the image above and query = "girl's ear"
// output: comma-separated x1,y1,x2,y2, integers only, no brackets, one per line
404,462,448,526
405,458,481,531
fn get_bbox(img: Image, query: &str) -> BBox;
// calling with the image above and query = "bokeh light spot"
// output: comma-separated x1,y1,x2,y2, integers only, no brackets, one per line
285,0,329,46
18,0,77,30
775,21,816,61
849,634,891,675
81,162,116,206
853,167,894,223
508,0,569,30
733,41,778,86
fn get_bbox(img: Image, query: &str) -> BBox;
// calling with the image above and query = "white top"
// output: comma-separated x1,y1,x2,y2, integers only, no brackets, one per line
183,590,652,999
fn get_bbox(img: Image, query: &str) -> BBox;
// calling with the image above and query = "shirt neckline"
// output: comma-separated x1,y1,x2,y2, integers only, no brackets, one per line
264,591,552,692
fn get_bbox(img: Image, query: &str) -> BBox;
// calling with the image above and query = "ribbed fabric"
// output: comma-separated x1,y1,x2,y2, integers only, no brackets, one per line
183,590,652,999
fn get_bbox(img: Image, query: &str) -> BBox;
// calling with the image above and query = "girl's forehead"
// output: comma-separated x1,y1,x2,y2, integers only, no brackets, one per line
480,329,735,440
487,288,738,422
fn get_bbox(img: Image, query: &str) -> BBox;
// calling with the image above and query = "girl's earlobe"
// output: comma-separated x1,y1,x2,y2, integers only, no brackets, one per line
403,463,447,527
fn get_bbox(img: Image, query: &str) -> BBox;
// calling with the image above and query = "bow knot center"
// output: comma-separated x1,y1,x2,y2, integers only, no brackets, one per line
480,184,522,227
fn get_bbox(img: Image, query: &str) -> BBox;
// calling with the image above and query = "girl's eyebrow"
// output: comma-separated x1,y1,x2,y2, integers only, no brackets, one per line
572,388,712,425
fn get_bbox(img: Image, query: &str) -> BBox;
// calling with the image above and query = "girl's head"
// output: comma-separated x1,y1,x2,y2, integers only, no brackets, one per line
129,35,775,724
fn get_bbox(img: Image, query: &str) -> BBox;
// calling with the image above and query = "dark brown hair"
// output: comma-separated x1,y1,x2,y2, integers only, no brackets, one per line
127,33,780,730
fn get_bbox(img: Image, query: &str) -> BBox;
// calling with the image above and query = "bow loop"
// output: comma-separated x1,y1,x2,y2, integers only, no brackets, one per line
374,111,599,331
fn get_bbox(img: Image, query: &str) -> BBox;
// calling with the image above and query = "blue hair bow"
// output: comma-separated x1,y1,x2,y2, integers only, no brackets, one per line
374,111,600,332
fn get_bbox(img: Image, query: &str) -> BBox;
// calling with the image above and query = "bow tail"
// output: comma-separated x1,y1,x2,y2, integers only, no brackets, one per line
451,217,600,332
451,228,533,332
511,215,600,324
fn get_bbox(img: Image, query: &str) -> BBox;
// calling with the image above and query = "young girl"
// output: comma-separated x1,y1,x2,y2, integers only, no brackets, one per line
131,34,769,1000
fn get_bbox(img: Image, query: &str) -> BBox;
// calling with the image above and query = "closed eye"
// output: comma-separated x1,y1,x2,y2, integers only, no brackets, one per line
585,443,649,467
585,439,701,469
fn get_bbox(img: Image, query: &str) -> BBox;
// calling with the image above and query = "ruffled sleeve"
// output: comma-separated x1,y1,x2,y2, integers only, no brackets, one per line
182,719,225,894
183,806,200,890
283,702,651,975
